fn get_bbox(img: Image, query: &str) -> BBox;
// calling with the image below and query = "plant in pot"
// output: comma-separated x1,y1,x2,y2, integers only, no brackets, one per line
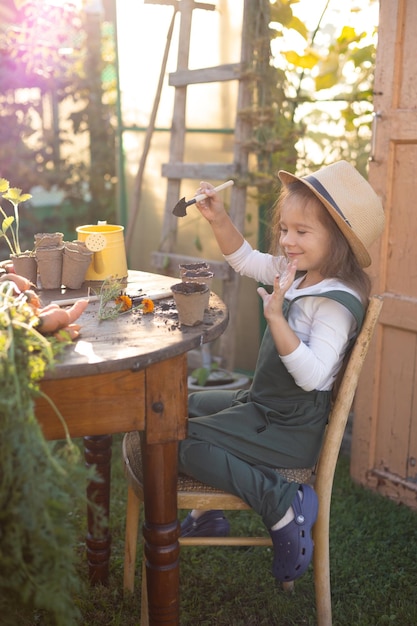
188,346,250,391
189,362,250,390
0,178,36,282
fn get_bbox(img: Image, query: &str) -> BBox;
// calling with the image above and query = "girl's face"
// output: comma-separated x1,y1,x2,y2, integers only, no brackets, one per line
279,194,333,285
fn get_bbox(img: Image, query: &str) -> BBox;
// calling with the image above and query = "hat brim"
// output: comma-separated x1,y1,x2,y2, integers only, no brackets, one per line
278,170,371,268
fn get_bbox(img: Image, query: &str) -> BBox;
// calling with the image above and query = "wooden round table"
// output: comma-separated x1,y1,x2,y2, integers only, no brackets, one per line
36,270,229,625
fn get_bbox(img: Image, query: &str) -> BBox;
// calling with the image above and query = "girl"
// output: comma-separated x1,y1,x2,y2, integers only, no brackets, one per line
178,160,385,582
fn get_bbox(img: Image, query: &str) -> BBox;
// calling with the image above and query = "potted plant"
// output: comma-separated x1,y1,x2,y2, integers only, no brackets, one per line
0,278,94,624
188,346,251,391
188,363,251,390
0,178,36,282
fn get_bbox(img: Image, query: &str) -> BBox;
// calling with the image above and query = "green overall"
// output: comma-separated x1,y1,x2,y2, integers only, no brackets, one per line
178,291,365,528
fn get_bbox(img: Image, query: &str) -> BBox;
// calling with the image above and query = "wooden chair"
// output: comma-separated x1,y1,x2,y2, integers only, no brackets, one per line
123,295,383,626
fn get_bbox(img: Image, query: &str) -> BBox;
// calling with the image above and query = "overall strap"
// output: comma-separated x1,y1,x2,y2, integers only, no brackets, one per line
286,290,365,330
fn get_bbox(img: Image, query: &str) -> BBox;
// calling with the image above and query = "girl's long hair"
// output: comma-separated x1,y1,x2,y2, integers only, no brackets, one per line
269,181,371,305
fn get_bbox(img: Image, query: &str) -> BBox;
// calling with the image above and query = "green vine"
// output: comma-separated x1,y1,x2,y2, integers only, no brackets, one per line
0,280,95,625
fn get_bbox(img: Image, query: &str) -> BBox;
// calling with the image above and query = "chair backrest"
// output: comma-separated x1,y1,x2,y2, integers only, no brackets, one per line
317,295,383,480
313,294,383,625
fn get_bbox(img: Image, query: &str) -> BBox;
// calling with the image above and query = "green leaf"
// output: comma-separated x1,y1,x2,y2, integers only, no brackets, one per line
350,44,375,67
191,367,210,386
191,362,219,386
2,187,32,204
284,50,320,70
287,15,308,40
315,72,338,91
341,105,356,132
317,52,339,76
2,216,14,233
337,25,365,47
270,3,293,27
0,178,10,193
314,52,340,90
194,235,203,252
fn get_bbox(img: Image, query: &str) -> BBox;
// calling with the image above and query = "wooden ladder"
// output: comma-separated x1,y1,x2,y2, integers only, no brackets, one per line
148,0,253,370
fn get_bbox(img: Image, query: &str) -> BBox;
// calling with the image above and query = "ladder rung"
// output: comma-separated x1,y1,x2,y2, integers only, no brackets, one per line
162,162,237,180
169,63,242,87
145,0,216,11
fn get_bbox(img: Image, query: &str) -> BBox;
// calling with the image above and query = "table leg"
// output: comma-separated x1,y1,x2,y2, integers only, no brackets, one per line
142,440,181,625
84,434,112,584
141,354,188,625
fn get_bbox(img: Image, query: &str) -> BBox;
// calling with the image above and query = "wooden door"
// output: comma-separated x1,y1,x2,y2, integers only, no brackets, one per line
350,0,417,509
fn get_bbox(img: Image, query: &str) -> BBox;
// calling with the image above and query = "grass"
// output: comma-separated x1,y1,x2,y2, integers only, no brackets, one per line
30,435,417,625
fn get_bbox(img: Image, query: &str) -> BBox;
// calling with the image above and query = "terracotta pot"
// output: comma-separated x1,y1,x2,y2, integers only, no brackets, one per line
171,281,209,326
11,252,37,285
179,261,209,279
181,270,213,310
61,241,93,289
36,245,64,289
34,232,64,249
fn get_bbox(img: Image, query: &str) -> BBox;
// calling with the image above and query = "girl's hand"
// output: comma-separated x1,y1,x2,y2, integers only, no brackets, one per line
195,181,227,223
257,259,297,320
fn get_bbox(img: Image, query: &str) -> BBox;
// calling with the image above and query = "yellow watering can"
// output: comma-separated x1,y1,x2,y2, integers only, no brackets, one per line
76,223,128,281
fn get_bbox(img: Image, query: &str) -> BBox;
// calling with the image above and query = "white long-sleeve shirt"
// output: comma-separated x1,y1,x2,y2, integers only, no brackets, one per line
224,240,360,392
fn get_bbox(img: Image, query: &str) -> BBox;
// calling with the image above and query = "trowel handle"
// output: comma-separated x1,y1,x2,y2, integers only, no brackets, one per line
194,180,234,203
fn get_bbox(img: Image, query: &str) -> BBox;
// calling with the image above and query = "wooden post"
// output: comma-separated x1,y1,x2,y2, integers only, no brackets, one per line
218,0,252,370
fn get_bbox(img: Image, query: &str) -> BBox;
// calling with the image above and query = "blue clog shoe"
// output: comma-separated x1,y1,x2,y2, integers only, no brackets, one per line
269,484,318,582
180,510,230,538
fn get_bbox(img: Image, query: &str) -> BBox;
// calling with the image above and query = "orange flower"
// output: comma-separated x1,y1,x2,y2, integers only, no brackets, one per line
140,298,154,314
115,294,132,312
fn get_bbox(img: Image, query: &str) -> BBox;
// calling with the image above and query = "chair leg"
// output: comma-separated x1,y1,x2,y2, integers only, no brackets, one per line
313,494,332,626
123,484,141,593
141,558,149,626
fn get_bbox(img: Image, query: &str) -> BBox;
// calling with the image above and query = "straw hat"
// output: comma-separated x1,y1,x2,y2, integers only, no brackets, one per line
278,160,385,268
